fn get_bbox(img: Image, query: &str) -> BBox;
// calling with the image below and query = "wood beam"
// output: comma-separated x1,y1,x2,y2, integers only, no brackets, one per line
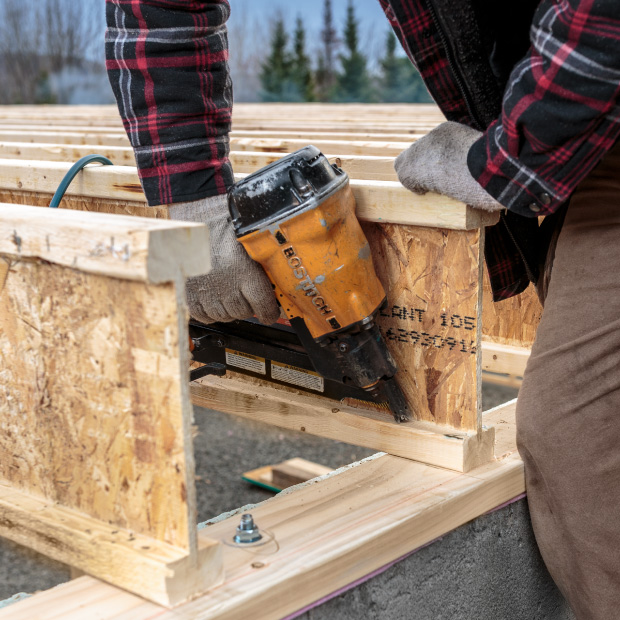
190,377,495,473
0,206,221,606
0,485,223,608
0,204,209,282
481,341,530,377
0,143,399,182
0,402,523,620
0,160,498,230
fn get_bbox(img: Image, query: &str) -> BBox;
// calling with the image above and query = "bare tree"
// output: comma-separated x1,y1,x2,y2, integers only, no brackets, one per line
40,0,102,73
0,0,104,103
227,1,269,103
0,0,41,103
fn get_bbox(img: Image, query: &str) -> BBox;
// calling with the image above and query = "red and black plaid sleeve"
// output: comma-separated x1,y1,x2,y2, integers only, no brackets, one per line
105,0,234,207
467,0,620,219
380,0,620,300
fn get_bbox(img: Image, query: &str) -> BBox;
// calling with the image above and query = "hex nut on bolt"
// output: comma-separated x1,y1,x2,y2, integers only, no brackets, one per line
234,513,263,544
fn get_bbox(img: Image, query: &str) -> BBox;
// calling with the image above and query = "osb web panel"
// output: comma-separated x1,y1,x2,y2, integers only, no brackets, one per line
482,271,541,348
0,258,192,549
362,223,482,431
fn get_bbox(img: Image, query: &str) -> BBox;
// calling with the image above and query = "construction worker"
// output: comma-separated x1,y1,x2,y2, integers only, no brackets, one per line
106,1,619,617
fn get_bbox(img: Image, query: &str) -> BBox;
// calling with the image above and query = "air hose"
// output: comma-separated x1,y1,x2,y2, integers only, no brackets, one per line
49,155,113,208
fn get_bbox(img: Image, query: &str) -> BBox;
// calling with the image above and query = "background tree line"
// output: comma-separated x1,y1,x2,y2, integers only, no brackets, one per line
0,0,430,105
0,0,113,104
259,0,432,103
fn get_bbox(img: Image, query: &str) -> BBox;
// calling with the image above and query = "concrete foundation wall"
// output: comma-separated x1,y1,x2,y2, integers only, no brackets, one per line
297,499,575,620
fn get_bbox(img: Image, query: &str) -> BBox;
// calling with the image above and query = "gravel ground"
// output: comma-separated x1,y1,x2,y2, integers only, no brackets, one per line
0,384,519,603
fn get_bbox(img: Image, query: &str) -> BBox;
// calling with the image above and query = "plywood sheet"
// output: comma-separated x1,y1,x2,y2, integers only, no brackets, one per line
482,271,541,348
363,223,483,430
0,259,193,549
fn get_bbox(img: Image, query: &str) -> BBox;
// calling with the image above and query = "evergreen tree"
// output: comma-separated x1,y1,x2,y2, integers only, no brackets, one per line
316,0,338,101
260,17,295,102
379,31,433,103
315,52,329,101
334,0,375,103
291,16,315,102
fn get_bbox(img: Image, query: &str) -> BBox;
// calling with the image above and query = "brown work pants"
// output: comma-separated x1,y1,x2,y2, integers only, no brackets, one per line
517,139,620,619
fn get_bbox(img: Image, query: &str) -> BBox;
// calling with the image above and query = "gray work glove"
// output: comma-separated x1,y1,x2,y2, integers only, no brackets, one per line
169,194,281,325
394,121,504,212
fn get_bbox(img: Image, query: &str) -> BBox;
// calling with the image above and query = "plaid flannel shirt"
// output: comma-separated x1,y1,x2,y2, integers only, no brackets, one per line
381,0,620,298
105,0,234,206
106,0,620,300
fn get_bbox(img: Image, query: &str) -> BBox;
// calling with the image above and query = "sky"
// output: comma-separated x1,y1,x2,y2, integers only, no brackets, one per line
229,0,388,34
228,0,396,65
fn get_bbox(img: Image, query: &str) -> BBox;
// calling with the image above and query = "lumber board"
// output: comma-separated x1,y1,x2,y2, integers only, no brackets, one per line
0,159,143,201
237,130,425,141
0,144,399,182
0,132,413,157
230,136,411,157
350,179,498,229
190,377,495,472
231,122,439,134
0,204,209,282
0,127,427,142
242,458,333,492
0,189,166,218
0,122,437,136
0,402,522,620
0,130,130,147
0,485,223,608
481,341,530,377
481,372,523,389
271,458,333,489
0,159,498,230
0,142,138,166
0,125,126,134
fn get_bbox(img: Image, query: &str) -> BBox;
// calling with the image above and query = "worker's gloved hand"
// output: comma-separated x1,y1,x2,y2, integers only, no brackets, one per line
169,195,281,325
394,121,504,212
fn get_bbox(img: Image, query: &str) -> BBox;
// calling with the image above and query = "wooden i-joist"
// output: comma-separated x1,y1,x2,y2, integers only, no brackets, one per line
0,104,540,617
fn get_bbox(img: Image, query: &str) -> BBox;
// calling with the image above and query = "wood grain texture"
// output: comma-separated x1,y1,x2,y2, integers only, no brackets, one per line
0,161,497,230
242,458,333,492
350,180,498,230
271,458,333,489
0,142,138,166
482,272,542,347
0,130,130,147
229,135,411,156
0,144,398,184
481,341,530,376
0,159,143,201
0,189,166,218
0,484,223,608
363,223,484,430
0,401,521,620
0,204,209,282
190,377,495,472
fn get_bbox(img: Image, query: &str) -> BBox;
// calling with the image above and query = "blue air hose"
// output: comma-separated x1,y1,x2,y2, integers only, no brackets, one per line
49,155,113,208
